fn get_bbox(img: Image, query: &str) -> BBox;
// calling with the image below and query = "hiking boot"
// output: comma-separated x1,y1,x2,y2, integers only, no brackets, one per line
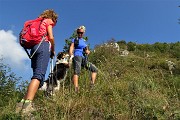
90,83,95,89
75,87,79,93
21,102,36,115
15,102,24,113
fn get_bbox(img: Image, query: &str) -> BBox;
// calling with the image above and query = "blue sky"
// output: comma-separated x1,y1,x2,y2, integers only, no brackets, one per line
0,0,180,81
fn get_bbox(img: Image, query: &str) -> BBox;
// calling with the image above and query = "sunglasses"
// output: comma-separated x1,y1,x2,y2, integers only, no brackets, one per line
77,32,84,34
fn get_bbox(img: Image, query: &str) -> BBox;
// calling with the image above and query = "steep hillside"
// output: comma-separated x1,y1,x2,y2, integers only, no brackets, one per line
0,42,179,120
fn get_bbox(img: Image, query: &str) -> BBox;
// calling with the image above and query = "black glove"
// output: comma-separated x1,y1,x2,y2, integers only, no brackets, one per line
50,51,55,59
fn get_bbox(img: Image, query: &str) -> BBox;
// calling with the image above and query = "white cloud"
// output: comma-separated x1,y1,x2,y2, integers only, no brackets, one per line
0,29,29,69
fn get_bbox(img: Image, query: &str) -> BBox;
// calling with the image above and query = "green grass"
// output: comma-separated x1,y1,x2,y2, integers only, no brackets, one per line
0,49,179,120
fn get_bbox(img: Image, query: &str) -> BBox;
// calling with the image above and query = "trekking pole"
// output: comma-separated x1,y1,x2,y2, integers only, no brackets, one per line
55,56,58,90
85,54,91,89
50,57,54,96
68,55,72,95
69,55,75,94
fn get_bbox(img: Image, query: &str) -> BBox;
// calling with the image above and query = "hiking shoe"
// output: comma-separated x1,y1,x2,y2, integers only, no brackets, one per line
90,83,95,89
21,102,36,115
15,102,24,113
75,87,79,93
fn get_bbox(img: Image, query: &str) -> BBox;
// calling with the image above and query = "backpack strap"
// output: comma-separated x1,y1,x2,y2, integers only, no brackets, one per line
24,47,31,59
74,37,79,49
24,36,45,59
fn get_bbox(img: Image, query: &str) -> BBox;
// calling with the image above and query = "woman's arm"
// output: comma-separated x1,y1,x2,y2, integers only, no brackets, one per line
47,25,55,58
69,42,74,57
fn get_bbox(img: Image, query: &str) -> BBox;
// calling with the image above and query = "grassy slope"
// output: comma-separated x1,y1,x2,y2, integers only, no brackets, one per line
0,47,179,120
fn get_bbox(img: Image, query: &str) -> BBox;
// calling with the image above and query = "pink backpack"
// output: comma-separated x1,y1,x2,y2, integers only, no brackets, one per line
19,18,46,49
